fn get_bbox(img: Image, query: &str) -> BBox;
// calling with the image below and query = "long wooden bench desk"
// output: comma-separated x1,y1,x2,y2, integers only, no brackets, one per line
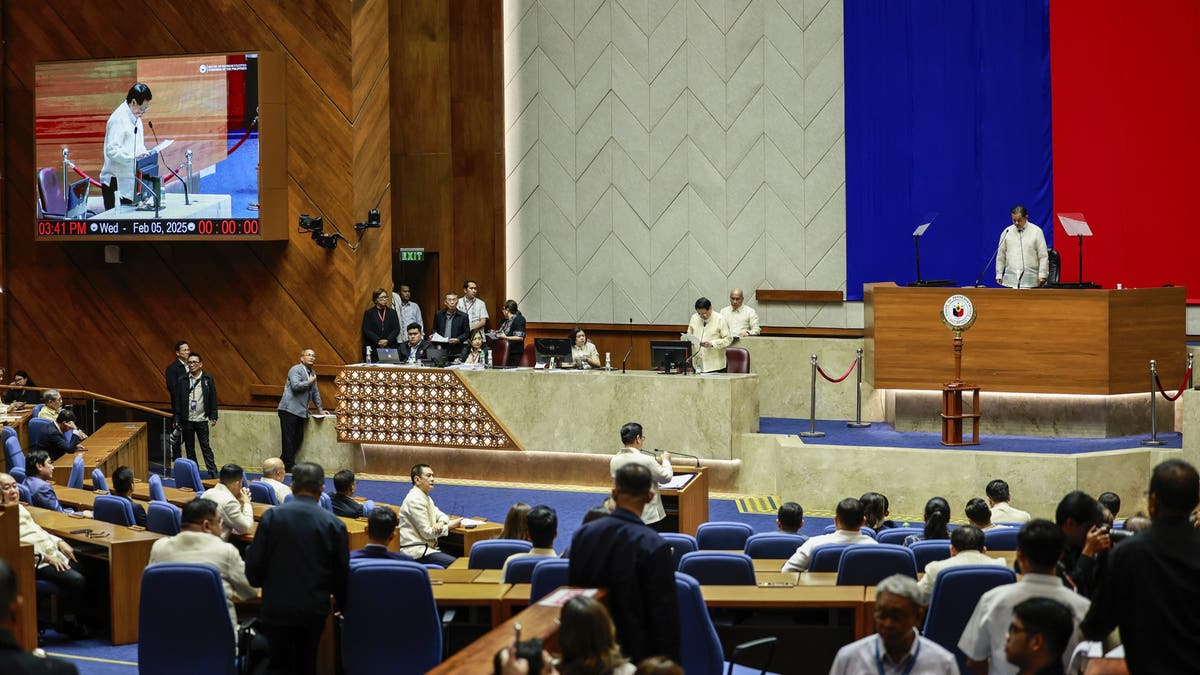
27,505,162,645
52,422,148,484
1,408,32,450
0,505,38,650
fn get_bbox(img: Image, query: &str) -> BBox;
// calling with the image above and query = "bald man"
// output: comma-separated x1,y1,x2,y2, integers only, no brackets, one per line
719,288,760,338
259,458,292,505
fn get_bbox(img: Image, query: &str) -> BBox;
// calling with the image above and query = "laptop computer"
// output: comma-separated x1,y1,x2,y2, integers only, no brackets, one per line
376,348,402,364
66,178,90,219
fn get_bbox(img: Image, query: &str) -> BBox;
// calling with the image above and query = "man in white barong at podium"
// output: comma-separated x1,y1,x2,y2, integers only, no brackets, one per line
995,204,1049,288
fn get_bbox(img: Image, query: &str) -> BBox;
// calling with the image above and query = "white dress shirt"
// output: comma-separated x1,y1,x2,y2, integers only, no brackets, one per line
995,222,1049,288
149,531,258,642
989,502,1032,524
917,549,1009,599
201,482,254,540
99,102,148,201
686,312,733,373
719,304,761,336
781,529,877,572
456,296,489,329
830,630,958,674
259,477,292,505
393,294,424,333
609,448,673,524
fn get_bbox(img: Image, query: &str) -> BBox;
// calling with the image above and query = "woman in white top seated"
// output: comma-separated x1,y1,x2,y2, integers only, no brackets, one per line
567,326,602,369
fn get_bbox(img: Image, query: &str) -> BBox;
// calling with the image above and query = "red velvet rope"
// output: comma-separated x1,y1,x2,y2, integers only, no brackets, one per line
70,164,103,188
162,116,258,185
816,358,859,383
1155,365,1192,402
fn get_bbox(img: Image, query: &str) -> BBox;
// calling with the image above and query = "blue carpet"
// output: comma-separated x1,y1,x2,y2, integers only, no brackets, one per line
760,418,1182,453
44,635,137,673
165,131,258,216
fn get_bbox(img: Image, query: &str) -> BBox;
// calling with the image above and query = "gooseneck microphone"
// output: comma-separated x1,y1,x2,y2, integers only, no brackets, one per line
147,120,190,205
976,228,1008,287
621,317,633,374
654,447,702,467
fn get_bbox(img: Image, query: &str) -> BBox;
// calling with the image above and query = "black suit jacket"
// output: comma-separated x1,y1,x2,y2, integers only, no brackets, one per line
165,359,187,410
397,340,430,363
432,310,470,344
245,495,350,626
330,493,364,518
0,628,79,673
172,372,218,424
567,507,680,663
31,426,82,462
362,307,401,359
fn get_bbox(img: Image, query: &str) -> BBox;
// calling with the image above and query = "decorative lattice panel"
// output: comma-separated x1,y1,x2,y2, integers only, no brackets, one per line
334,367,521,449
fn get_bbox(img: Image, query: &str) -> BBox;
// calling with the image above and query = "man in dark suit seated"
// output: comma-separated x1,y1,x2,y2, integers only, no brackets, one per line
0,560,80,674
397,323,430,365
31,410,86,461
24,451,90,517
350,507,414,562
110,466,147,528
329,469,364,519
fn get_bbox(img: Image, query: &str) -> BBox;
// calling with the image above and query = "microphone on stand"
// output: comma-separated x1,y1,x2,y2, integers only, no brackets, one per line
621,317,633,374
975,228,1008,287
654,448,701,467
147,121,190,205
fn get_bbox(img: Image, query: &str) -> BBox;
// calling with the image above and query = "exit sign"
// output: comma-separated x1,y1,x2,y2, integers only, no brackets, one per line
399,248,424,262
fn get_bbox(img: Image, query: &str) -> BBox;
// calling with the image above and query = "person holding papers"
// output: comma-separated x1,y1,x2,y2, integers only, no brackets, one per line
490,300,526,367
685,297,733,373
277,348,325,473
995,205,1048,288
431,292,470,346
100,83,153,211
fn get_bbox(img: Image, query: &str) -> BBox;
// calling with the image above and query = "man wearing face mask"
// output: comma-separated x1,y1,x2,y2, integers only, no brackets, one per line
100,83,153,211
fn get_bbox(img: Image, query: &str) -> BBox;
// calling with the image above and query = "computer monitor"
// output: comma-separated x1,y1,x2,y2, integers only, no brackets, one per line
649,340,691,374
423,345,450,367
65,179,90,219
534,338,574,364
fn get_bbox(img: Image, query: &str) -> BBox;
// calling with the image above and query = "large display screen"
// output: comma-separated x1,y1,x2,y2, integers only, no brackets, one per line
35,52,285,240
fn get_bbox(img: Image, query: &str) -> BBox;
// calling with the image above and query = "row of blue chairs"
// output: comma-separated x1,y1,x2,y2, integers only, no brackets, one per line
138,558,784,675
685,520,1022,554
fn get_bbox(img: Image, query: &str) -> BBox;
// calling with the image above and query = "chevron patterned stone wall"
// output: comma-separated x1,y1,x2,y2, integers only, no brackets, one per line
504,0,847,327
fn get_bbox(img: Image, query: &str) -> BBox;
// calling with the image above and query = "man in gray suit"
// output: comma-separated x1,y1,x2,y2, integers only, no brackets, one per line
277,348,326,472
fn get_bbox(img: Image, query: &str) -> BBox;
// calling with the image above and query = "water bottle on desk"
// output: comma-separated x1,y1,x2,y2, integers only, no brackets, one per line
605,352,612,370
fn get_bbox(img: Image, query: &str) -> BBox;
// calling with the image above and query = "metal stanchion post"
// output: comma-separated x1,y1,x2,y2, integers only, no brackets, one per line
1141,359,1165,447
799,354,825,438
847,347,871,428
1189,352,1194,390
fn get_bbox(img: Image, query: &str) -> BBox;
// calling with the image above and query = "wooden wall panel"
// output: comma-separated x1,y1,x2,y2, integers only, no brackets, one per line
2,0,401,409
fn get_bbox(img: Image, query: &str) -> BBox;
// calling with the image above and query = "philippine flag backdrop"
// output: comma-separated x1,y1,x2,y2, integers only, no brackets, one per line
845,0,1200,303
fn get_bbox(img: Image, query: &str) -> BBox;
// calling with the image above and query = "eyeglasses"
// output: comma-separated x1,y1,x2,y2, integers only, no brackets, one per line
187,360,201,365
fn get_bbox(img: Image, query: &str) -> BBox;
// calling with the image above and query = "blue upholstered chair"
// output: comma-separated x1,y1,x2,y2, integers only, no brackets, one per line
172,458,204,492
32,403,45,418
2,427,23,474
94,494,136,527
139,563,238,674
529,558,570,603
676,572,780,675
696,521,754,550
877,527,924,546
17,481,32,504
146,501,182,536
248,481,278,505
91,468,109,493
924,565,1018,672
837,544,917,585
909,540,953,572
27,418,55,449
502,556,546,584
148,474,167,502
660,532,698,570
318,492,333,512
67,454,85,489
678,551,756,586
983,527,1020,551
823,524,877,539
809,543,853,572
342,560,441,674
744,532,807,559
468,539,532,570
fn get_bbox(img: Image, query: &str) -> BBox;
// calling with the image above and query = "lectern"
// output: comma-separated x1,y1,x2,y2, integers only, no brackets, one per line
939,294,980,446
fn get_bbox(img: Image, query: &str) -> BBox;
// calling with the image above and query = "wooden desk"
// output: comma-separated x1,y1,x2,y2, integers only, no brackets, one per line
429,569,482,584
432,582,512,625
701,584,871,639
53,422,148,484
1,409,33,450
865,285,1186,394
660,467,709,536
0,505,37,650
446,521,502,556
27,505,162,644
51,485,151,513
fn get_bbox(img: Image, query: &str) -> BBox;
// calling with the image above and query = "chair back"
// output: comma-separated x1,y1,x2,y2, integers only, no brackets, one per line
822,524,877,539
172,458,204,492
1047,248,1061,284
675,572,726,675
94,494,136,527
503,555,551,584
67,454,85,489
924,565,1018,671
696,521,754,550
529,558,570,602
519,342,536,367
148,474,167,502
27,418,55,449
910,540,953,572
32,404,45,418
877,527,924,546
809,543,852,572
17,482,32,503
318,492,333,512
491,340,510,367
468,539,533,569
139,563,236,675
2,428,24,473
745,532,807,559
660,532,698,570
836,544,917,585
983,527,1020,551
91,468,109,493
37,167,67,217
678,551,756,585
248,481,278,505
343,560,441,674
147,501,182,536
726,347,751,373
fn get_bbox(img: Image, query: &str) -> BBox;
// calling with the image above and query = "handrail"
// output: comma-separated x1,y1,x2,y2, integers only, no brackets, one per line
0,383,171,418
